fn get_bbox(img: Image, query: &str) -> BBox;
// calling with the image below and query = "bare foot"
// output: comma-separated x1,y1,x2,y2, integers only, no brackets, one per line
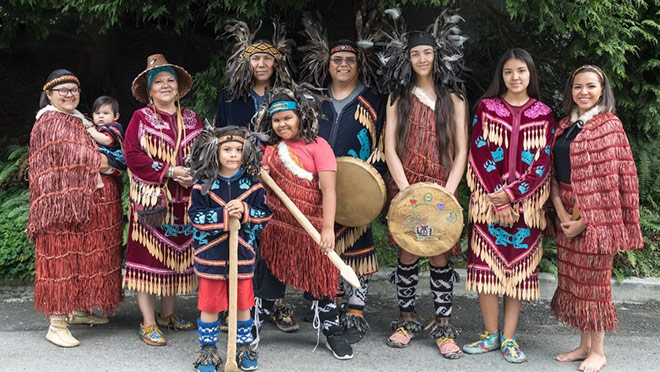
554,347,589,362
578,352,606,372
96,174,104,190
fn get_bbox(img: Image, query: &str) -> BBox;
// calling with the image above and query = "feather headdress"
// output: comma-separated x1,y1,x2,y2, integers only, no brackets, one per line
251,84,326,144
187,125,269,195
298,10,384,90
298,12,329,88
223,18,296,101
379,8,468,103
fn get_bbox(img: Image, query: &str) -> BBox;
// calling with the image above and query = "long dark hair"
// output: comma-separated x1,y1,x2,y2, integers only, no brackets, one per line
395,73,465,169
562,65,615,115
481,48,540,101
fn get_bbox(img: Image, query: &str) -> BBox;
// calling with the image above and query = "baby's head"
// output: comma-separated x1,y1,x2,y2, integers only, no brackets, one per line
92,96,119,125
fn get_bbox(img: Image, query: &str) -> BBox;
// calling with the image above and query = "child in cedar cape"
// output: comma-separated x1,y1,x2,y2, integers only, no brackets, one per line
251,85,354,360
86,95,127,189
187,126,272,372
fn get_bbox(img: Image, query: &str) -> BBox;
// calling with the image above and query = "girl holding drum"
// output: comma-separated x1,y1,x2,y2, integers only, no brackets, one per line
381,10,468,359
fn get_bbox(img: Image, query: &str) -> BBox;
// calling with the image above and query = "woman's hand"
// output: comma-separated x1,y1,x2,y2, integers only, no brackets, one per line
495,204,518,228
488,189,511,206
225,200,243,219
320,227,335,255
172,166,193,187
561,219,586,240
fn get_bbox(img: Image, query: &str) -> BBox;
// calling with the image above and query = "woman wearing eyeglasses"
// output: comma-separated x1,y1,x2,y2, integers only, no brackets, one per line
27,69,123,347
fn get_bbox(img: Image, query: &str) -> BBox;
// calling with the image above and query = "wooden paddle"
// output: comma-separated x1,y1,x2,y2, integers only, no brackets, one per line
224,216,241,372
259,169,361,289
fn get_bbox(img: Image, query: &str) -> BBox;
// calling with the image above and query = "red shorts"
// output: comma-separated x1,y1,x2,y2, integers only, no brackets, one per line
197,277,255,313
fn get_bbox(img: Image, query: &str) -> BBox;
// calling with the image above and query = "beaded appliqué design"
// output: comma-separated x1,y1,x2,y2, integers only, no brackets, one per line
523,101,551,119
483,98,510,117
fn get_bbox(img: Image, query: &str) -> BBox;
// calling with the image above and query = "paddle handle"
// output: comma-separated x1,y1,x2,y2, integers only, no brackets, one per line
224,216,241,372
259,170,361,289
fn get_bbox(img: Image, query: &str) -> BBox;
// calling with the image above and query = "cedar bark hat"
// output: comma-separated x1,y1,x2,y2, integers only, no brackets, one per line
131,54,193,103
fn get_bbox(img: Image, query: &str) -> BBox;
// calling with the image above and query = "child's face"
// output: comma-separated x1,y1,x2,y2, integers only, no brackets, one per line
218,141,243,173
502,58,530,96
271,110,300,140
93,104,119,125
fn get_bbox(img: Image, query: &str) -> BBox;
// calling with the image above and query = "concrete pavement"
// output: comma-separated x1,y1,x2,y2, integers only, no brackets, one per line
1,272,659,372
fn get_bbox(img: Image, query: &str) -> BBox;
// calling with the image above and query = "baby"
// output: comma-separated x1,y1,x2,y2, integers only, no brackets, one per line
86,96,126,188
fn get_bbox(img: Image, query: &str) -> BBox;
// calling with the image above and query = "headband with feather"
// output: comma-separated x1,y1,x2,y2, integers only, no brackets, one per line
187,125,269,195
378,8,468,104
298,10,384,90
223,18,296,101
251,84,326,144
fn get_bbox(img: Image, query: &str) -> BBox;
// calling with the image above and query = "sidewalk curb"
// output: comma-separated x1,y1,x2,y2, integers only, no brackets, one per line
367,268,660,304
2,270,659,304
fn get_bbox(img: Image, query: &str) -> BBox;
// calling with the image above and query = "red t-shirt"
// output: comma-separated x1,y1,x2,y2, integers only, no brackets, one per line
263,137,337,175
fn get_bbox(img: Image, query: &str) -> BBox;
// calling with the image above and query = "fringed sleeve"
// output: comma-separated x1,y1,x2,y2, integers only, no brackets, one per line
467,101,504,224
571,114,643,255
366,92,387,174
124,109,168,184
27,111,101,239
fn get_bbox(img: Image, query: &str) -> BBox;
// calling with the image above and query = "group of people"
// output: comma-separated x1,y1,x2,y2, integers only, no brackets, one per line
27,8,642,372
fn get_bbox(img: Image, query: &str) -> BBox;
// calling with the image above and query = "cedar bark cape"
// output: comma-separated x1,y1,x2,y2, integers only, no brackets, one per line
555,112,643,255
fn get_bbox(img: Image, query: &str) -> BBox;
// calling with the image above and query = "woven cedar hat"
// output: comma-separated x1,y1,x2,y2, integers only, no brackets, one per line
131,54,193,103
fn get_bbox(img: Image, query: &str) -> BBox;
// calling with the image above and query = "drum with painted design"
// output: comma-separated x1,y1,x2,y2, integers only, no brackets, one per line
387,182,463,256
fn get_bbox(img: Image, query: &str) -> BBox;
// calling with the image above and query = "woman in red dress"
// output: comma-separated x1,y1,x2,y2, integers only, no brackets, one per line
123,54,203,346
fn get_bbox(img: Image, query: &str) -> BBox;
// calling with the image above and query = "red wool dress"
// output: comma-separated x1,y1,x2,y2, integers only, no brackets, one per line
387,88,460,255
466,97,555,301
551,112,643,331
123,105,203,296
28,109,123,316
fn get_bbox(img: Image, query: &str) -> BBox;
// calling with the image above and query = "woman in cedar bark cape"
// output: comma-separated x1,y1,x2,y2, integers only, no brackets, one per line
27,69,123,348
462,48,555,364
550,65,642,372
123,54,203,346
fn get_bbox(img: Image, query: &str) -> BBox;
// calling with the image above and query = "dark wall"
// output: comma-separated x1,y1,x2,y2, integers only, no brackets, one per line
0,24,218,137
0,1,511,138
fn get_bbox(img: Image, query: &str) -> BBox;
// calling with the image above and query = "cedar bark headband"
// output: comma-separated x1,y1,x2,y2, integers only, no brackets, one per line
43,75,80,91
217,135,246,145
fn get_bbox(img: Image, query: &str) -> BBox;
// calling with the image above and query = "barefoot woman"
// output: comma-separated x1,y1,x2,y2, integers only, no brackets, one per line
550,65,643,372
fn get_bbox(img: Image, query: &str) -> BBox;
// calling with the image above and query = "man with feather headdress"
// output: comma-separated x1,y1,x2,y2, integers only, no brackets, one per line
214,19,295,130
297,10,386,344
214,18,301,334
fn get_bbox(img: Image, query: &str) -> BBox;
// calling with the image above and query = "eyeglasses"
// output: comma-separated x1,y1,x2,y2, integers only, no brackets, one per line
51,88,81,97
330,56,357,65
